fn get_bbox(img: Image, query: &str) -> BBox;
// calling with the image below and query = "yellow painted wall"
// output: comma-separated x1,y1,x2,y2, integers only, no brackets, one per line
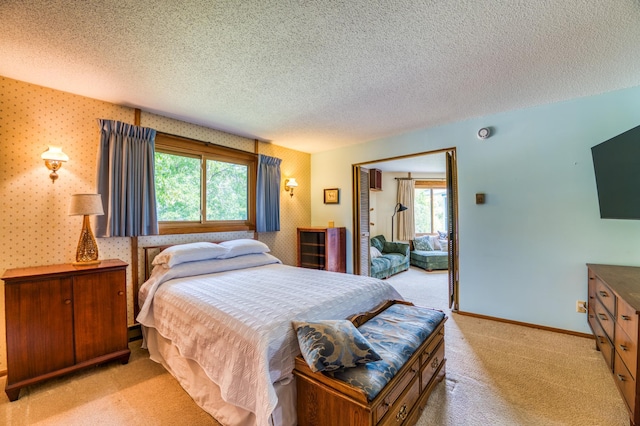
0,76,311,372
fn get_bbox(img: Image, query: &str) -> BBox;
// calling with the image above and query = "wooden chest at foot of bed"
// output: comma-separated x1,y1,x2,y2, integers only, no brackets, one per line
293,300,447,426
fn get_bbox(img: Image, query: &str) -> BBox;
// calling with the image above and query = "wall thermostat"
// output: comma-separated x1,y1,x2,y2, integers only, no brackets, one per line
477,127,491,139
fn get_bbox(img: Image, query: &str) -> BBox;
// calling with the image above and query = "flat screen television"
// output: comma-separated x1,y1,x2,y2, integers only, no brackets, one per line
591,124,640,219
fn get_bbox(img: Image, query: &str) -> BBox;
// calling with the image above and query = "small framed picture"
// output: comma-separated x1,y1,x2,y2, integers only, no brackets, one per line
324,188,340,204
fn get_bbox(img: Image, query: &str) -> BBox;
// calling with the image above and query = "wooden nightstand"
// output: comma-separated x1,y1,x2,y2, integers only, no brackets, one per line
2,259,130,401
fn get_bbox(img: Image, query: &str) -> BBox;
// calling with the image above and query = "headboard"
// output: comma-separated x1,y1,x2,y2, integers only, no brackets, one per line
141,245,171,281
132,232,256,318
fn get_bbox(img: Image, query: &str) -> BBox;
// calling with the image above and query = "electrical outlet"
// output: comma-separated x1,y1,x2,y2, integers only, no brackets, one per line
576,300,586,313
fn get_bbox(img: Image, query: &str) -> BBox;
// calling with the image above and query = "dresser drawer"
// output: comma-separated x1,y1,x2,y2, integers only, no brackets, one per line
375,357,419,424
617,298,639,345
594,297,615,342
592,309,614,370
615,322,638,380
588,273,597,332
594,275,616,317
420,331,444,366
378,377,420,426
421,340,445,391
614,352,637,419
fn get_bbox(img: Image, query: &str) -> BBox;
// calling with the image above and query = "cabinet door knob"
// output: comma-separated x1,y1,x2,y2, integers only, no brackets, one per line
64,299,71,305
620,344,628,352
118,291,124,296
621,315,631,321
598,313,608,321
599,291,609,298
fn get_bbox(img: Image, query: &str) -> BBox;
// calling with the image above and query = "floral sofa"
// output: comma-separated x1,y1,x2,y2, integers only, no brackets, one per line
370,235,410,279
410,234,449,271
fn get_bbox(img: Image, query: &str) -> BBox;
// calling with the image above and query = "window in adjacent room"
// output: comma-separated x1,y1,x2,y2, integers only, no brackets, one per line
414,180,447,235
154,133,256,234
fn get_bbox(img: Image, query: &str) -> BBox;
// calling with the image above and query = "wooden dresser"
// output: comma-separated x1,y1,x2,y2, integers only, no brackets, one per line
2,259,130,401
587,263,640,425
297,227,346,272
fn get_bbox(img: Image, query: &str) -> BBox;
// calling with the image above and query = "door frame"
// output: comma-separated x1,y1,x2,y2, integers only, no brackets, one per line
351,148,459,311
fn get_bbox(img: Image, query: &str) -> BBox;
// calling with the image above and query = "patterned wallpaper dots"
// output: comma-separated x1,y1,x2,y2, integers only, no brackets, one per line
141,112,255,153
0,76,134,371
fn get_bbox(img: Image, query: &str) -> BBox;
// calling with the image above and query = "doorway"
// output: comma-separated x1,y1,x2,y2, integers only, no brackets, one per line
352,148,459,311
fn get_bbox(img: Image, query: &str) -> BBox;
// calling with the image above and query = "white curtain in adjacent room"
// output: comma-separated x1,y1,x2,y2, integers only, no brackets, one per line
397,179,415,241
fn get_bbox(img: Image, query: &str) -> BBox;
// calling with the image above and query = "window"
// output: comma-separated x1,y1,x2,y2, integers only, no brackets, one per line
414,180,447,235
154,133,256,234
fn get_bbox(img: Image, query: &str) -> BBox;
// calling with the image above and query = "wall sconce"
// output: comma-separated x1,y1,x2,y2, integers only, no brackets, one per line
285,178,298,198
69,194,104,266
41,146,68,183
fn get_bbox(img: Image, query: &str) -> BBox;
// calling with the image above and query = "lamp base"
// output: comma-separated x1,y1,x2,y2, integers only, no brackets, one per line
72,260,101,267
74,215,100,266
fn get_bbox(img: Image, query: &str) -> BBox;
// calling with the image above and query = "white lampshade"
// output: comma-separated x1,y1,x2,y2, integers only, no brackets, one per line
286,178,298,188
41,146,69,162
69,194,104,216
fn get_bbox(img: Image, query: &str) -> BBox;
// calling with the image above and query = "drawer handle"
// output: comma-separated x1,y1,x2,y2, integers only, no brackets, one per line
598,313,608,321
619,344,628,352
431,357,439,369
621,315,631,321
395,404,408,422
599,291,609,298
617,374,626,382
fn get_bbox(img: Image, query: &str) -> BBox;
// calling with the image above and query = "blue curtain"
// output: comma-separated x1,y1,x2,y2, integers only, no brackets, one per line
256,154,282,232
95,119,158,237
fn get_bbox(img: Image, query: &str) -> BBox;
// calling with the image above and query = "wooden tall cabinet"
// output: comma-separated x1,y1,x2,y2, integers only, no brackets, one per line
369,168,382,191
2,259,130,401
297,227,346,273
587,264,640,425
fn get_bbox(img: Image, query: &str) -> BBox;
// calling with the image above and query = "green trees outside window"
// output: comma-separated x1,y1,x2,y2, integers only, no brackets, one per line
153,132,256,234
205,159,248,221
155,152,201,221
155,152,249,222
414,188,447,234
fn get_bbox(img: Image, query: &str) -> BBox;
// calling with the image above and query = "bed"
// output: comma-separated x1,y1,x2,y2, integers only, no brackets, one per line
136,239,402,426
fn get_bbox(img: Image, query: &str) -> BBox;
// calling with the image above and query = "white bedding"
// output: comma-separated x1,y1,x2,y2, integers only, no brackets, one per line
137,253,402,426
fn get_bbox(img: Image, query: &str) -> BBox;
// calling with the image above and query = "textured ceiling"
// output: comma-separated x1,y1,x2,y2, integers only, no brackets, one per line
2,1,640,154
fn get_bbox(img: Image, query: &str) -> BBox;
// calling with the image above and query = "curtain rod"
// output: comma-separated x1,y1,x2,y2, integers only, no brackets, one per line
394,177,445,180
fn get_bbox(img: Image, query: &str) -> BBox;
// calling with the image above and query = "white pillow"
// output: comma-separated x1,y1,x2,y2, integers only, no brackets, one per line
429,236,441,251
370,246,383,258
152,242,229,269
439,239,449,252
219,239,270,258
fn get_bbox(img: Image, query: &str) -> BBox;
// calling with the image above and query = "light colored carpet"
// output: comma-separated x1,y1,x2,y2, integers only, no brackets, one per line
386,267,628,425
0,267,629,425
0,339,217,426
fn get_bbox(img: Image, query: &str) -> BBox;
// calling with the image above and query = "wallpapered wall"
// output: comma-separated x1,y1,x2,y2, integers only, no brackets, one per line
0,76,311,372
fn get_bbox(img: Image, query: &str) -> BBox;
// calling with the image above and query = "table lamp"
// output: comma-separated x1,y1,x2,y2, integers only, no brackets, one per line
69,194,104,266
